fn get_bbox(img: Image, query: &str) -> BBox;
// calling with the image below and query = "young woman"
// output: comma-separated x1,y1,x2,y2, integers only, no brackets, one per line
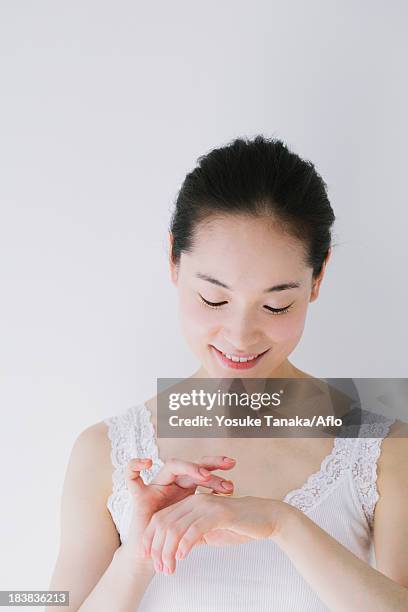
48,136,408,611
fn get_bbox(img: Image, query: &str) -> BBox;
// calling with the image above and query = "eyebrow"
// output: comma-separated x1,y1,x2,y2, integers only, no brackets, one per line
195,273,301,293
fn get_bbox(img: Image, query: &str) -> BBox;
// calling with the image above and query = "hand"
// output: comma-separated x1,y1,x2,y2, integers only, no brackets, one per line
119,455,236,568
141,493,289,574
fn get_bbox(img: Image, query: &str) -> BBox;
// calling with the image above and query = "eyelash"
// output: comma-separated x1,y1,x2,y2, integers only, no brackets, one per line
198,294,293,315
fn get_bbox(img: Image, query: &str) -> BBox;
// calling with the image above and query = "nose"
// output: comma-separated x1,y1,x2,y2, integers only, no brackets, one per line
221,310,262,352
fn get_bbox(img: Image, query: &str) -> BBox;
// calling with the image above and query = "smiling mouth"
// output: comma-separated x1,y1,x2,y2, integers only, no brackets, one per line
211,345,270,367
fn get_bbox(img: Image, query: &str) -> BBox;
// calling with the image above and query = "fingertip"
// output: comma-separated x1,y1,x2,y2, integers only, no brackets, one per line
132,457,152,470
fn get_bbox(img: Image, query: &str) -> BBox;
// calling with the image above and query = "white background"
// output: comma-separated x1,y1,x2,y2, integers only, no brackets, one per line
0,0,407,598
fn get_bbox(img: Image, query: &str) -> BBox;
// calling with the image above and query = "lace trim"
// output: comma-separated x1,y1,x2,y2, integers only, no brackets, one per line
284,410,396,520
133,403,165,484
283,437,355,512
104,408,134,533
351,410,396,529
104,404,165,532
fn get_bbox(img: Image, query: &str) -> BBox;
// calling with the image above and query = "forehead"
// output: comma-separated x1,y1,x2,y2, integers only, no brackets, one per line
181,215,311,289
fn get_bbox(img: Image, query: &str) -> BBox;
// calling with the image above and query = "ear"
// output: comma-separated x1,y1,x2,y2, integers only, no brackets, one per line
168,231,179,285
310,248,331,302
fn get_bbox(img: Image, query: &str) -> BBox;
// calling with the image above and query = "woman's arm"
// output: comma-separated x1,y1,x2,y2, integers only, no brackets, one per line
273,505,407,612
46,423,154,612
145,493,408,610
77,547,154,612
273,433,408,612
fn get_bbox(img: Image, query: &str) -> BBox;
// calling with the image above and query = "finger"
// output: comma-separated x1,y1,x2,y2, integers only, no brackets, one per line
176,517,210,560
176,473,234,494
150,457,214,486
156,455,236,490
161,513,199,574
125,458,152,495
143,500,199,574
150,526,167,573
176,456,236,492
202,477,234,494
144,498,208,568
142,497,194,557
142,517,160,560
197,456,236,470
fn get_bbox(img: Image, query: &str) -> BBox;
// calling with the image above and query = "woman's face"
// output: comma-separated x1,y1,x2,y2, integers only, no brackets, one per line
170,215,328,378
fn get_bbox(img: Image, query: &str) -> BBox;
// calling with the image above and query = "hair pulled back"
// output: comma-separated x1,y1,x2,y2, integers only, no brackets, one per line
170,135,335,279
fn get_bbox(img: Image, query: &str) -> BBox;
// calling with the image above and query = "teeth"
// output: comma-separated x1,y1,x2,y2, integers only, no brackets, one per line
223,353,258,362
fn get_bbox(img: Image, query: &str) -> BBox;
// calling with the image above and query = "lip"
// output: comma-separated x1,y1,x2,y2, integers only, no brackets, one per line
210,345,269,370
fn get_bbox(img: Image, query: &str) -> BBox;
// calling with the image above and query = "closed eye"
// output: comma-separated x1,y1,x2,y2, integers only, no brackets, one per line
199,294,293,315
199,295,228,308
263,304,293,314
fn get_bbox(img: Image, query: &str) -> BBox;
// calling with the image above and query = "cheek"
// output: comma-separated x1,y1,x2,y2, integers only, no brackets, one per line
265,308,307,343
178,297,218,341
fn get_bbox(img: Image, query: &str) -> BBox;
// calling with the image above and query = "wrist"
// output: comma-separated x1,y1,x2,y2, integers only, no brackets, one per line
113,544,155,579
268,500,303,544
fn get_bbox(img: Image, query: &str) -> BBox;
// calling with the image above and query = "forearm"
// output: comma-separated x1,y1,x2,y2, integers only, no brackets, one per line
78,547,155,612
272,506,408,612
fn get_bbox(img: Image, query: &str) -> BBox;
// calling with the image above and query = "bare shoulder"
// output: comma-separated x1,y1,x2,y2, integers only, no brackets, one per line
77,419,111,445
376,418,408,493
67,420,115,501
48,421,121,608
379,418,408,456
372,417,408,587
386,418,408,437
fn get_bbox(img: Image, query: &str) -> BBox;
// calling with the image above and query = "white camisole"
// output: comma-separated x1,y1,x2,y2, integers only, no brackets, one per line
104,403,395,611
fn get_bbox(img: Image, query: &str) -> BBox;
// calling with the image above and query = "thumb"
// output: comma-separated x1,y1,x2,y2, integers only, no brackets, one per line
126,457,152,495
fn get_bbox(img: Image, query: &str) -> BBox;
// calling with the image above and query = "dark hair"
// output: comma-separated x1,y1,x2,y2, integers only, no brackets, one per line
169,135,335,279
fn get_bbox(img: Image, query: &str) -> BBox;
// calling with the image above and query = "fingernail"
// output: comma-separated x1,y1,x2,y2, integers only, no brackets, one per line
199,467,210,477
221,480,233,490
223,457,236,463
